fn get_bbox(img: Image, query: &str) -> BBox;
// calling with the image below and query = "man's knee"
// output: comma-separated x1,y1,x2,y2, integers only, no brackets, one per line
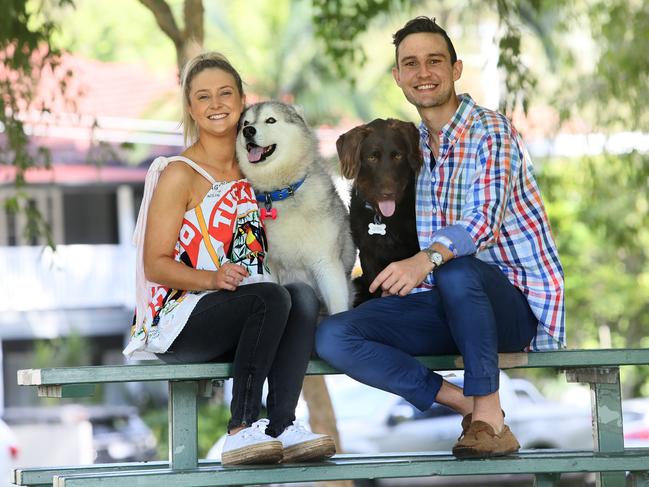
315,315,352,362
434,256,482,295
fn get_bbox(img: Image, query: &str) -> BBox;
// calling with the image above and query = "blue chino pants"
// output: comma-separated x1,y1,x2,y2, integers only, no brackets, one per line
315,256,538,411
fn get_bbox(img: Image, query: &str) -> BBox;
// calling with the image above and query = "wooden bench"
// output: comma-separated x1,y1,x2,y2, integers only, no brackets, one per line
12,349,649,487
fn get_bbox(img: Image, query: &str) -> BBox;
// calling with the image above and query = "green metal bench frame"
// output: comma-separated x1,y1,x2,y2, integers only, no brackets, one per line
13,349,649,487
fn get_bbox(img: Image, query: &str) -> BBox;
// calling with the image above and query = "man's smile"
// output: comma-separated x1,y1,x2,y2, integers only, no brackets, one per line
415,83,438,91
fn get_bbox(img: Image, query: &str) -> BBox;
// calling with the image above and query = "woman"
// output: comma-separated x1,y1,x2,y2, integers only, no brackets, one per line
123,52,334,465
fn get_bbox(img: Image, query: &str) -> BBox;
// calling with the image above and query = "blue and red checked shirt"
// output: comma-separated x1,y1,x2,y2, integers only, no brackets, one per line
414,94,565,351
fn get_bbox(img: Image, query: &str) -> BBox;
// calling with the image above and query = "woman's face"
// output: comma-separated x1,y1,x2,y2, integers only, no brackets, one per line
188,68,245,138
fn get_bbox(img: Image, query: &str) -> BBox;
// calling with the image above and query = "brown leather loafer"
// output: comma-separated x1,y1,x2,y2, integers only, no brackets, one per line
459,410,505,436
452,420,520,459
460,413,472,435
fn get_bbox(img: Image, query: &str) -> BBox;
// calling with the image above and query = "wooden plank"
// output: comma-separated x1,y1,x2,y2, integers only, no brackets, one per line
17,349,649,387
13,461,187,486
52,450,649,487
17,369,41,386
503,349,649,369
13,455,435,486
14,454,449,486
36,384,95,398
18,362,236,386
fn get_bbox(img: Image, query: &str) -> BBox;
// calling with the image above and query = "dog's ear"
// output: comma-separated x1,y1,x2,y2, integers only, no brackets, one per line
292,104,307,122
391,119,423,174
337,125,370,179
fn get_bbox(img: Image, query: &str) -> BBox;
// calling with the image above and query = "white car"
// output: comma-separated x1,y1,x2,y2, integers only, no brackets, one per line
623,397,649,448
0,419,19,487
305,372,593,454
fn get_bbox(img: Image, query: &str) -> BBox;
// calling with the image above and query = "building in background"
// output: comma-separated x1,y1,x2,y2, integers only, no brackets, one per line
0,55,181,410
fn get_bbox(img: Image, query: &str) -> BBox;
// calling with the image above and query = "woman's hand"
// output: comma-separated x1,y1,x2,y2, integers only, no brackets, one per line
212,263,249,291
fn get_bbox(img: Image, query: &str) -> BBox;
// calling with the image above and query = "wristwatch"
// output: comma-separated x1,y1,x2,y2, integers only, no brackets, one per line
422,247,444,269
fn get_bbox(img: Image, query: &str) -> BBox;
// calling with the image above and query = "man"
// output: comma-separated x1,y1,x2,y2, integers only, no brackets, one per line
316,16,564,458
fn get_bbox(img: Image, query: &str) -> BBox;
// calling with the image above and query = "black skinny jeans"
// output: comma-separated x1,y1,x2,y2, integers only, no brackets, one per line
157,282,320,436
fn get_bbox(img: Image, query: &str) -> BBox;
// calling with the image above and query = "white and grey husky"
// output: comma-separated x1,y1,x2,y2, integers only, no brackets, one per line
236,101,355,314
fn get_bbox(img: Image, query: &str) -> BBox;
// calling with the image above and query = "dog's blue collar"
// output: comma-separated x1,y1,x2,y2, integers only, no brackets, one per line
256,176,306,210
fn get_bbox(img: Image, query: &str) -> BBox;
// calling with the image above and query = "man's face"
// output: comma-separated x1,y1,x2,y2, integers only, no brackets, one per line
392,32,462,110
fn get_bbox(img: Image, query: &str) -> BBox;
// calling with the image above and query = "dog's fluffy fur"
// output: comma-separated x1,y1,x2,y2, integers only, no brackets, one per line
337,118,422,305
237,101,355,314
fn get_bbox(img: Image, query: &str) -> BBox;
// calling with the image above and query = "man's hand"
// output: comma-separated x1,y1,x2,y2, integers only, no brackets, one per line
369,252,434,297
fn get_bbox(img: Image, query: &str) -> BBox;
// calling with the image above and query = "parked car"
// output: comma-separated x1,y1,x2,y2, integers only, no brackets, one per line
207,372,593,460
316,372,593,454
4,405,156,465
0,419,19,487
623,397,649,448
88,406,157,463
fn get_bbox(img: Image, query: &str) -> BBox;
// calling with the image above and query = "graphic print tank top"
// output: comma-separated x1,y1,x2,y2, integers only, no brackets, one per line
123,156,274,358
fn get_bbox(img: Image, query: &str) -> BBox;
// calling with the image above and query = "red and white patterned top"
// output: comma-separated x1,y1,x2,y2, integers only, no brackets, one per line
123,156,273,359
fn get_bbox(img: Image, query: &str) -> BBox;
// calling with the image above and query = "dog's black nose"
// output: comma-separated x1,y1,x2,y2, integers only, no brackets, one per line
243,126,256,139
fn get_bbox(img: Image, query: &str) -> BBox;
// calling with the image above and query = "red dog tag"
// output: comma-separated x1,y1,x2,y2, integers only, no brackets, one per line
261,208,277,220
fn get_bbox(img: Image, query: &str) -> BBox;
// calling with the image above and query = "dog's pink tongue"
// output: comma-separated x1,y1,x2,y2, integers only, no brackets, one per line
247,146,264,162
378,200,396,217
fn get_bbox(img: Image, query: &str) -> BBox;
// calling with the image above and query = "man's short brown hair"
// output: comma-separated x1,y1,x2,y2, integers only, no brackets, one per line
393,16,457,66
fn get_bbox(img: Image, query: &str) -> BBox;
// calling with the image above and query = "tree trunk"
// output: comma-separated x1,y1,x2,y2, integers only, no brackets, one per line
302,376,354,487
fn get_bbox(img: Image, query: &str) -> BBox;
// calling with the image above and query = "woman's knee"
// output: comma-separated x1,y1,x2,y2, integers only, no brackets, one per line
252,282,292,317
285,282,320,324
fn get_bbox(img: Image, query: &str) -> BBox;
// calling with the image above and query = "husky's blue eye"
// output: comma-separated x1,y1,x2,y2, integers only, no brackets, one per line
265,117,277,124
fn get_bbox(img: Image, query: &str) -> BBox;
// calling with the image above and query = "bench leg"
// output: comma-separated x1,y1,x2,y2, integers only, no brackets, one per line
566,366,626,487
534,473,561,487
169,380,199,470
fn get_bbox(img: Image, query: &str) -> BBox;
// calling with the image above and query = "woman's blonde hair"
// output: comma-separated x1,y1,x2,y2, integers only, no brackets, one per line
180,52,244,146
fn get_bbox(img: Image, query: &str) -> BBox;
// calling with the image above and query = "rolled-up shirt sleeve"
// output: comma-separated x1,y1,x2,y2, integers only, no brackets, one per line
431,226,475,256
436,133,517,256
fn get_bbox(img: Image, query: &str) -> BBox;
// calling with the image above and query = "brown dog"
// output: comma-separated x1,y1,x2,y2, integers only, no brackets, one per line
337,118,423,305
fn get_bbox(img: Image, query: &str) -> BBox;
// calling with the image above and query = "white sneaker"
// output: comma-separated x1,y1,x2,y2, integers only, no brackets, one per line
221,419,283,466
277,421,336,463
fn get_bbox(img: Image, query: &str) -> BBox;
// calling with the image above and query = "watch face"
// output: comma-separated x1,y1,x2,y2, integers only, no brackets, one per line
425,248,443,266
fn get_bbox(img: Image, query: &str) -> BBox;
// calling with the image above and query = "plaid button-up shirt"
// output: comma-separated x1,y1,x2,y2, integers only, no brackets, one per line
414,94,565,351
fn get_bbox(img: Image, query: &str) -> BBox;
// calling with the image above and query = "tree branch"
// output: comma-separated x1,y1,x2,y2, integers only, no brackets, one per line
138,0,182,46
183,0,204,46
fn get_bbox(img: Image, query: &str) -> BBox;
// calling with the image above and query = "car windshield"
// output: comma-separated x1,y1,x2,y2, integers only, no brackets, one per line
92,416,130,434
